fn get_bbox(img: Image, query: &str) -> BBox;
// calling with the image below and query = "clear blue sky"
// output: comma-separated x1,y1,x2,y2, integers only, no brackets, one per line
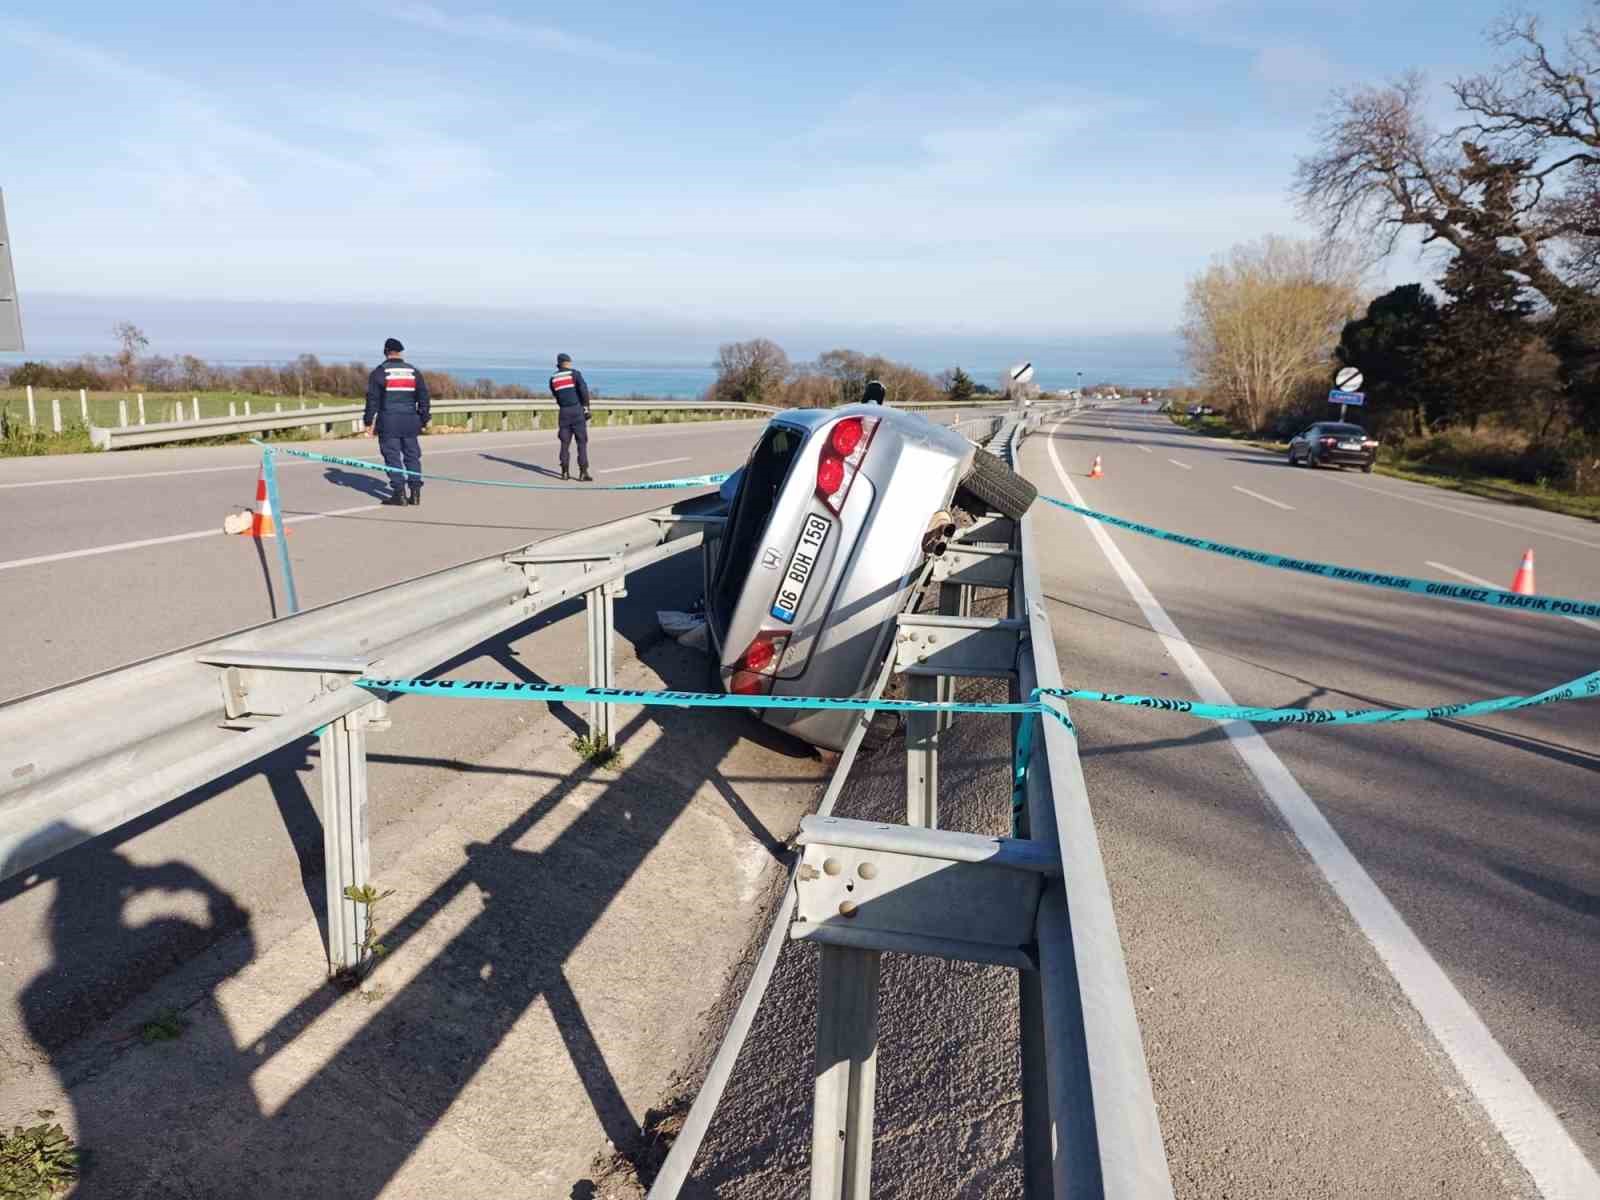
0,1,1575,355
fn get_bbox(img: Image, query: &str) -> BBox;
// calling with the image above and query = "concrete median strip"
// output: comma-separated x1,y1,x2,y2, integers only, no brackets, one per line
1044,418,1600,1200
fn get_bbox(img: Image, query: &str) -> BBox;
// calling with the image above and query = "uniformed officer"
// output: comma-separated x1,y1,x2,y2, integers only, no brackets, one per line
548,352,593,481
363,337,431,506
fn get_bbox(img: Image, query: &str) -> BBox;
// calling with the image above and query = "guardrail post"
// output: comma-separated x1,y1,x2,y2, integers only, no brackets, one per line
585,577,623,746
934,582,971,730
905,672,939,828
228,400,237,418
191,397,200,421
320,704,373,974
79,388,88,422
118,399,128,427
811,944,881,1200
137,393,145,424
25,384,34,426
51,393,61,433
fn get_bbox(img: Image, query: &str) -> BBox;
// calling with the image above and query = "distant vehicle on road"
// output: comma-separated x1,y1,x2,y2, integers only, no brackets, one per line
1186,404,1216,416
1288,422,1377,471
707,405,1036,750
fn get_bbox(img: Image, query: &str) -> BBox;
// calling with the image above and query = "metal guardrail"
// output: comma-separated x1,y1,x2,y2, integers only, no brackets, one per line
84,397,1011,450
87,398,780,450
0,491,723,963
2,399,1168,1196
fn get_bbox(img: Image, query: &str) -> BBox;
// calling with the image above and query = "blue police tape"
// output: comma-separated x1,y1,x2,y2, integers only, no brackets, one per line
355,675,1057,723
250,439,730,492
1041,496,1600,622
1039,668,1600,726
354,668,1600,731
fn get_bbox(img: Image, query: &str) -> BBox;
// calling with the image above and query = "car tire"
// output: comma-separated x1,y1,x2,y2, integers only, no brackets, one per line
1305,453,1319,469
1362,461,1374,474
1288,447,1300,467
955,448,1038,520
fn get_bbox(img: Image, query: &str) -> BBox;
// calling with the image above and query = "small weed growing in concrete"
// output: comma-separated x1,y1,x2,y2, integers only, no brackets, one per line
340,884,397,980
571,734,621,769
0,1114,79,1198
139,1009,186,1043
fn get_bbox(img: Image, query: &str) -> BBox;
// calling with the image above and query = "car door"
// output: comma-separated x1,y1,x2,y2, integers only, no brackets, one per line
1292,426,1312,456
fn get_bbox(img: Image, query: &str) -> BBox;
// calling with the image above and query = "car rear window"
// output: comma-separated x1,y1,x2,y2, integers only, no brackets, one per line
1323,424,1366,436
711,424,803,627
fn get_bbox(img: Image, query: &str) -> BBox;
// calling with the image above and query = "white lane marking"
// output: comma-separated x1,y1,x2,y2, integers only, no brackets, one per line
1426,561,1599,631
0,504,380,572
1136,445,1153,454
1331,478,1600,552
0,463,260,490
1167,458,1192,470
1232,485,1295,511
1046,421,1600,1200
0,424,740,490
596,456,691,475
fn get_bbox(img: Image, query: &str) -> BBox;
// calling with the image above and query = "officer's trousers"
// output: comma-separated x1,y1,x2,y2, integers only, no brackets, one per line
377,413,422,496
558,406,589,473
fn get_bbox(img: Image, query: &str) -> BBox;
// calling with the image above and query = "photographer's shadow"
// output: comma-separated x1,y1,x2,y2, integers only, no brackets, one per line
10,827,264,1199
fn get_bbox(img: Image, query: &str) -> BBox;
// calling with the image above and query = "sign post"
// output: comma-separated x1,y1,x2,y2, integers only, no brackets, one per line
1005,362,1037,410
0,189,23,354
1330,367,1364,422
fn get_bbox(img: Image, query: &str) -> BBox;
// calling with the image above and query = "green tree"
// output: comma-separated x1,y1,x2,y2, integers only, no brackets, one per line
1431,239,1535,430
945,365,976,403
1336,284,1444,436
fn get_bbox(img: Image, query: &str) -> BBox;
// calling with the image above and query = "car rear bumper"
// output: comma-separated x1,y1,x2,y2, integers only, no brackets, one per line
1312,449,1374,466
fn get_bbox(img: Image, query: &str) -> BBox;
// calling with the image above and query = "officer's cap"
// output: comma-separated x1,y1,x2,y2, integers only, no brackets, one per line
384,337,404,354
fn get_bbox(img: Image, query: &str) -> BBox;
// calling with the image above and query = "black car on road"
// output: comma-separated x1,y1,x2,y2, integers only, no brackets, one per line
1288,422,1377,471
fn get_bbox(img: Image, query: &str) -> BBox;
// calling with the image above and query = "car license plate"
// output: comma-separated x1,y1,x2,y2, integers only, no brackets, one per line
771,513,831,623
1339,440,1362,450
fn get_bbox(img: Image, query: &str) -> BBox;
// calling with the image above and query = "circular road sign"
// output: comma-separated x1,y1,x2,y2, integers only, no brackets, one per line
1335,366,1363,392
1008,362,1036,385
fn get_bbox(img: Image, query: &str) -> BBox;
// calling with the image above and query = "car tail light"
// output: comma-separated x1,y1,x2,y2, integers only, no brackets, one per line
1320,437,1338,447
816,416,879,514
1363,439,1378,448
731,631,790,694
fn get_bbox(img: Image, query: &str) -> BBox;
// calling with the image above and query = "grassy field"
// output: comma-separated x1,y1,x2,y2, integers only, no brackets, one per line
1167,409,1600,522
0,389,757,457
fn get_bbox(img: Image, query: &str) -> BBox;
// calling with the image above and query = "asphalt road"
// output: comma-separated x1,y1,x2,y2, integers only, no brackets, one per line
3,403,1595,1196
1024,403,1599,1197
0,420,769,699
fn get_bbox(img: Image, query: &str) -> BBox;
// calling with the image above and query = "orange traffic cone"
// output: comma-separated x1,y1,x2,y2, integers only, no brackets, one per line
1088,455,1104,480
239,465,278,538
1509,548,1535,595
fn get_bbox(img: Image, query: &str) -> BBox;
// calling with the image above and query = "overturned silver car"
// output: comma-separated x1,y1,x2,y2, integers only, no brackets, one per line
706,405,1035,750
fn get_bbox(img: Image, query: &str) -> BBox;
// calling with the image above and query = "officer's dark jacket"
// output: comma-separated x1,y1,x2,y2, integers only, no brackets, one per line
548,367,592,409
364,358,431,428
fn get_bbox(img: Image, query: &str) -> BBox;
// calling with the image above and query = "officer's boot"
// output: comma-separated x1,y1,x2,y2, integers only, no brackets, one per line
579,468,594,482
407,489,421,506
560,466,570,481
382,491,406,507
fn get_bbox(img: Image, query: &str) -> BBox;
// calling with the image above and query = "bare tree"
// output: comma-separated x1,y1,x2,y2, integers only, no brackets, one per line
1181,237,1366,433
713,338,790,406
1295,11,1600,321
111,321,149,390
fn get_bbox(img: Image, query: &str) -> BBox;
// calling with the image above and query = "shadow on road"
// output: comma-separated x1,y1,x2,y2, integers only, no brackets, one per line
3,550,811,1198
322,466,390,498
